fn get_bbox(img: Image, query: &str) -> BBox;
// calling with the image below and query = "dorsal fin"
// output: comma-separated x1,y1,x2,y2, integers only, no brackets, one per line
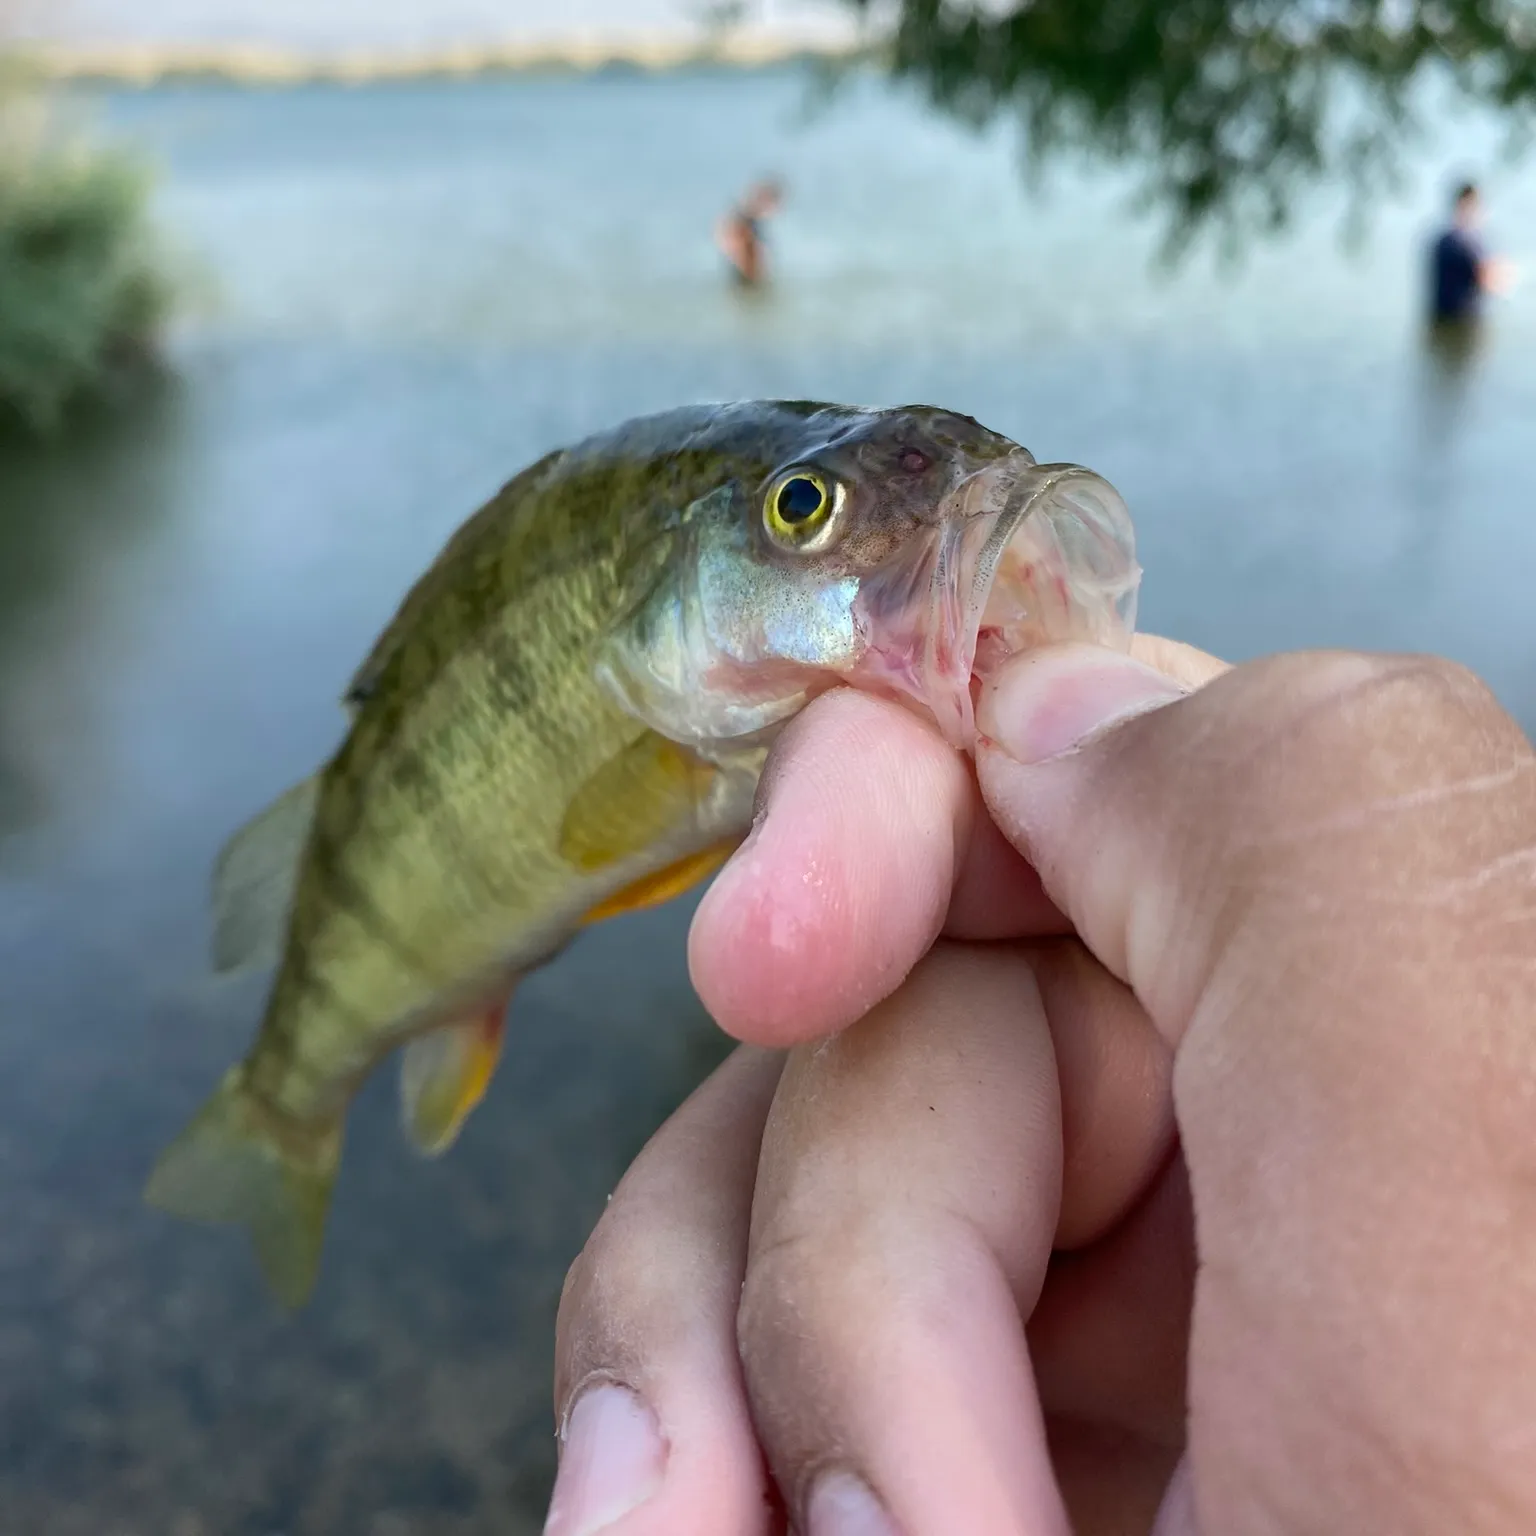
343,447,567,710
209,775,320,973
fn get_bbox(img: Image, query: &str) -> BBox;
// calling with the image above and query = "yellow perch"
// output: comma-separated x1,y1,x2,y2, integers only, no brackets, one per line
146,400,1141,1304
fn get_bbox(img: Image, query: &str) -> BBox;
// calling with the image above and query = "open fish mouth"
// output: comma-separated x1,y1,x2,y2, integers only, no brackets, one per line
847,450,1143,749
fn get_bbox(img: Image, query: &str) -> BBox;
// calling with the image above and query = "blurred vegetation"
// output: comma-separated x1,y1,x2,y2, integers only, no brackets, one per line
842,0,1536,254
0,56,171,437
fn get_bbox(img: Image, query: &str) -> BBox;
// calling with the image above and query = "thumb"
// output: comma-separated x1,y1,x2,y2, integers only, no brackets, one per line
973,641,1206,1030
975,642,1536,1534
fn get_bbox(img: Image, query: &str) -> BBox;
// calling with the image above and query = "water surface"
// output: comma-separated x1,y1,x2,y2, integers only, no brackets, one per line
2,67,1533,1535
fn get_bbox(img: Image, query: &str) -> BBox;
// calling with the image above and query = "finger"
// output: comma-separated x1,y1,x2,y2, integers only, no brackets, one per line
726,938,1178,1534
1046,1420,1182,1536
690,635,1228,1046
1148,1458,1200,1536
1029,1152,1194,1447
1028,939,1175,1251
943,793,1066,943
1129,633,1230,691
689,686,978,1048
736,941,1070,1536
974,643,1536,1532
547,1046,785,1536
948,636,1227,947
1027,942,1188,1536
735,939,1181,1535
689,686,1064,1048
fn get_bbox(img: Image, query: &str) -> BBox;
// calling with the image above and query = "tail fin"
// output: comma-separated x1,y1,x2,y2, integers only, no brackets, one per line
144,1066,343,1309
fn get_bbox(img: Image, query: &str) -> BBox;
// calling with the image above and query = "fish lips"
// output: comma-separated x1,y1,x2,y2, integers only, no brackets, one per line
847,451,1143,749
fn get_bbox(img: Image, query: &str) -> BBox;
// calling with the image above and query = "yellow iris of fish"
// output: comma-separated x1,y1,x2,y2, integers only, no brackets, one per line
144,400,1141,1306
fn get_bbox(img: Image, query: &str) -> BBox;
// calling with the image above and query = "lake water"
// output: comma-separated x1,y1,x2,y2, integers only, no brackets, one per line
2,66,1534,1536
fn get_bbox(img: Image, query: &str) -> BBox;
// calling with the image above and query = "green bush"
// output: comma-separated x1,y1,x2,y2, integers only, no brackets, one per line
0,83,171,437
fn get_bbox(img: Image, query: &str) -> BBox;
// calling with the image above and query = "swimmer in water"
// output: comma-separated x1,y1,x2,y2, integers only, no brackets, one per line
714,178,784,288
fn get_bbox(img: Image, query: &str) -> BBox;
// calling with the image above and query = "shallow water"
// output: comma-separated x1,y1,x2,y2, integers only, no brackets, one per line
1,67,1533,1535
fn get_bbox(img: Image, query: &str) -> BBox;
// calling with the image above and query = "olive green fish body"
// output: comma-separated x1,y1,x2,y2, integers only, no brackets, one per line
253,405,835,1114
145,399,1141,1305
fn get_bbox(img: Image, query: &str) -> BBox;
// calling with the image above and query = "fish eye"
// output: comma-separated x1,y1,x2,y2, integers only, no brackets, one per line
765,469,837,545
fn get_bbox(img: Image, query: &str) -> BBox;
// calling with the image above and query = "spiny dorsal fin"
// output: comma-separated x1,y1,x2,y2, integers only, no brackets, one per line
210,775,320,974
342,446,568,711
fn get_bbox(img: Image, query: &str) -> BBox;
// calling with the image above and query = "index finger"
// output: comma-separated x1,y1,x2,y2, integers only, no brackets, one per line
688,634,1227,1047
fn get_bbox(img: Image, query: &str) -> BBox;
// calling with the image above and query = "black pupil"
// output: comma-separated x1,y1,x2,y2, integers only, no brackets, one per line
776,477,826,524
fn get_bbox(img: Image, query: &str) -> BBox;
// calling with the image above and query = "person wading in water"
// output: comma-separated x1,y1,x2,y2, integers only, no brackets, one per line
1428,179,1515,326
715,178,784,289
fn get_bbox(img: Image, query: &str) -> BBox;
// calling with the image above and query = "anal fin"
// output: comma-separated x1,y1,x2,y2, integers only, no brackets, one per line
399,993,510,1157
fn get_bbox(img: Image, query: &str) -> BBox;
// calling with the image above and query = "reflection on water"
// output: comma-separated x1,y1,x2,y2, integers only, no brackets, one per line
0,374,186,842
0,340,741,1536
1419,314,1487,440
1392,316,1492,585
1,68,1534,1536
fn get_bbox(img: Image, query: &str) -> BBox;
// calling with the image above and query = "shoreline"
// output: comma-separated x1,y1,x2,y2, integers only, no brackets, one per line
17,30,874,88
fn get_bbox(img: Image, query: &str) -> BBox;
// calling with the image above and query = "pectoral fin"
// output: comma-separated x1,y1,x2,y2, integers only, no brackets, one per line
559,731,717,872
581,839,740,925
398,995,510,1157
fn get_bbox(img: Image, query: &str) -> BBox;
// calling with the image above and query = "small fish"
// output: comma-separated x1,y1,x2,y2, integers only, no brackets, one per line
145,400,1141,1305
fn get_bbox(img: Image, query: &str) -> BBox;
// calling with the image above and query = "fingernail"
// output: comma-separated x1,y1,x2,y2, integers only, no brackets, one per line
543,1384,666,1536
978,645,1187,765
806,1471,900,1536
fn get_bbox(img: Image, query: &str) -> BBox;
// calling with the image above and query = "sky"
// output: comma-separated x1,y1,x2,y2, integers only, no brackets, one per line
20,0,867,50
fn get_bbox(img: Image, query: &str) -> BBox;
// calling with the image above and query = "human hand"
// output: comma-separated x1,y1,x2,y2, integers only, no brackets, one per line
1483,255,1519,296
545,637,1536,1536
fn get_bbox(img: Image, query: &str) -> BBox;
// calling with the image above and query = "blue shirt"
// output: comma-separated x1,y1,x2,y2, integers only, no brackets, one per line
1430,227,1484,321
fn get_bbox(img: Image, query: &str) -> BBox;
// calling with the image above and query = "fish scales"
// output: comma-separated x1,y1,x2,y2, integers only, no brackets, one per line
145,399,1141,1305
233,409,824,1122
262,467,708,1108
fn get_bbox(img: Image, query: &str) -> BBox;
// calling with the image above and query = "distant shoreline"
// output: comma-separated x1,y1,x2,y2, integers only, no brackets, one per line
19,29,873,88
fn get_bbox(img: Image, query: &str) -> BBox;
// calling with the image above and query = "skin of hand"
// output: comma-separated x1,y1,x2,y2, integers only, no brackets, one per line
1482,254,1519,295
543,635,1536,1536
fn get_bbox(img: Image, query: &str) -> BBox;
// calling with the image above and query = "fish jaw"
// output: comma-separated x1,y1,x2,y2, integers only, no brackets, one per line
843,453,1142,749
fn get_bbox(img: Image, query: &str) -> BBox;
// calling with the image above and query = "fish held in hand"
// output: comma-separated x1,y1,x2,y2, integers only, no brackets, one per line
144,400,1141,1305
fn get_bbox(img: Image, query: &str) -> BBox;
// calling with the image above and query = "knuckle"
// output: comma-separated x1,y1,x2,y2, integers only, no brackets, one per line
1186,651,1530,839
1269,651,1514,767
736,1208,954,1379
734,1217,887,1460
555,1225,617,1343
737,1219,857,1369
1343,652,1506,741
1116,650,1532,1024
554,1201,697,1388
734,1210,1000,1512
1296,654,1529,833
570,1201,690,1329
